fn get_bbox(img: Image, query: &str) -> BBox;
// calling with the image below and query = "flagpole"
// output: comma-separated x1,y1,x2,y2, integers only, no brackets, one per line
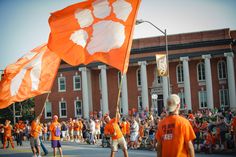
115,74,124,119
39,92,51,116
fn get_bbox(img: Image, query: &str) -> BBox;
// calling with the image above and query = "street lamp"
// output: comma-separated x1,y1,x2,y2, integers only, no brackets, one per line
136,19,171,94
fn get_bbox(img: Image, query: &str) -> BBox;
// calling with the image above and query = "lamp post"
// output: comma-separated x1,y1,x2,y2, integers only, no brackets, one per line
136,19,171,95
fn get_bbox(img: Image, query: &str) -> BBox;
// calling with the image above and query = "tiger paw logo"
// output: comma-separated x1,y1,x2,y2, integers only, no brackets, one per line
70,0,133,55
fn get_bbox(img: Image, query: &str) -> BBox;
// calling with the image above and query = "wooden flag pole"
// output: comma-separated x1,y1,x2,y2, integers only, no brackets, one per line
115,74,124,119
39,92,51,116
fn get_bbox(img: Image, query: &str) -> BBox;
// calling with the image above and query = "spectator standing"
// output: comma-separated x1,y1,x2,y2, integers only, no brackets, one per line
156,94,196,157
49,115,63,157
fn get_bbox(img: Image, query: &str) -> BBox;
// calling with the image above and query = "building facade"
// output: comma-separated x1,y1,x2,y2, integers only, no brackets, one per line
35,28,236,121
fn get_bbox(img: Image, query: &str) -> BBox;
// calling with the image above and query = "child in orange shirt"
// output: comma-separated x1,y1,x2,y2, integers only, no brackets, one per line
3,120,14,149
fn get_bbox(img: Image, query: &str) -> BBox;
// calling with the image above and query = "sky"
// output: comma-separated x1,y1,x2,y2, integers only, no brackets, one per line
0,0,236,70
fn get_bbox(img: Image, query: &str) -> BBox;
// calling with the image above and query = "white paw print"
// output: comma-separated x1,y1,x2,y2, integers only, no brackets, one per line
70,0,133,55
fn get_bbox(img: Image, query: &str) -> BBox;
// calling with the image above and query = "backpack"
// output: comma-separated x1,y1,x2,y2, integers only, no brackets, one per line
55,125,61,137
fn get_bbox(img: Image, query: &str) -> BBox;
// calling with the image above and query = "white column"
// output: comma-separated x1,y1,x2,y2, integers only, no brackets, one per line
202,55,214,109
162,77,169,106
138,61,149,111
224,52,236,109
79,67,89,119
121,74,129,116
98,65,109,115
180,57,192,111
87,69,93,112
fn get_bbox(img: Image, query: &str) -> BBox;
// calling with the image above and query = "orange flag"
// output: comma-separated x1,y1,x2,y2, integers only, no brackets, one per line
0,44,61,109
48,0,141,74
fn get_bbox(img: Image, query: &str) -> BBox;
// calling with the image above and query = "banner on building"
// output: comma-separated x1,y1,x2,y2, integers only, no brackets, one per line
155,54,168,76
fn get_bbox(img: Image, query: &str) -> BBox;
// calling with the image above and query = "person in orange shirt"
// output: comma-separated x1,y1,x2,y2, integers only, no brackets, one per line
120,118,127,137
104,111,128,157
156,94,196,157
30,115,42,157
231,115,236,148
49,115,63,157
125,120,130,144
74,118,83,143
95,119,101,142
68,118,74,142
15,120,25,146
3,120,14,149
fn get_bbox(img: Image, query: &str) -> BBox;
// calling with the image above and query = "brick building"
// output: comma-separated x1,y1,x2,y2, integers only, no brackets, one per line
35,28,236,121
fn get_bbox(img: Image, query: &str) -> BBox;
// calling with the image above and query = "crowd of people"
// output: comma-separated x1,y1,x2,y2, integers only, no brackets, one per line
0,95,236,157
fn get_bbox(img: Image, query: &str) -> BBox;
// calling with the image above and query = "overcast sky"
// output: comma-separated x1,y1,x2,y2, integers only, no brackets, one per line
0,0,236,70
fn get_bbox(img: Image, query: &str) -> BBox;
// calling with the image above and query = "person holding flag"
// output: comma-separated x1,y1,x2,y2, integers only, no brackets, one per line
104,109,128,157
30,114,42,157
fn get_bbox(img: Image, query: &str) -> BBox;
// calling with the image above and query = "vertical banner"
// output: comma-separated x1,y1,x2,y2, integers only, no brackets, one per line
156,54,168,76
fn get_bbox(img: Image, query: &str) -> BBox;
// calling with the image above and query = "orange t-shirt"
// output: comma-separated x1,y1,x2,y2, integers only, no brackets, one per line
156,115,196,157
50,121,61,141
4,125,12,137
232,117,236,129
104,118,123,140
120,122,127,135
126,121,130,135
139,125,144,138
95,122,100,130
205,133,213,145
74,121,83,131
30,121,41,138
69,121,74,131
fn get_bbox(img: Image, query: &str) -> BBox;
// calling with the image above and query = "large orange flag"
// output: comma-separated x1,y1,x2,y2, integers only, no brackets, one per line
0,44,61,109
48,0,141,74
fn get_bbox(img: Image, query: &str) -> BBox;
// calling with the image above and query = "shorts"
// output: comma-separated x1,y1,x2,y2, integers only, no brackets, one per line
111,137,127,152
95,129,101,135
74,130,83,136
130,132,139,142
51,140,61,148
62,131,67,138
69,130,74,136
30,137,40,147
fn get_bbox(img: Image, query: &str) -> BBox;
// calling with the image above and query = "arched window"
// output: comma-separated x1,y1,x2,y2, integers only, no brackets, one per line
176,64,184,83
217,60,227,80
136,68,141,86
197,62,205,81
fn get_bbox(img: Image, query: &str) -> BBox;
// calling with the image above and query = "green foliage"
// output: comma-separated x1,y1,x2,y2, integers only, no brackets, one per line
0,98,35,124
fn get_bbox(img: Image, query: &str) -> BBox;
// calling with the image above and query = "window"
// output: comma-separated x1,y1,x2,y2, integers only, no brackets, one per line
138,96,142,112
176,64,184,83
73,75,81,91
197,62,205,81
198,91,207,108
136,68,141,86
74,100,82,117
178,92,185,109
58,76,66,92
217,61,227,80
59,101,67,117
219,89,229,107
45,102,52,119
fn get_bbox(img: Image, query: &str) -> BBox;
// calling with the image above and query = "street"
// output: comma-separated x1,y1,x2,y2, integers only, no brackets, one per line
0,141,235,157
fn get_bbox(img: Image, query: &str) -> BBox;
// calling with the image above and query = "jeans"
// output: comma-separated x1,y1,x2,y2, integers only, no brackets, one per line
39,136,48,154
16,132,23,146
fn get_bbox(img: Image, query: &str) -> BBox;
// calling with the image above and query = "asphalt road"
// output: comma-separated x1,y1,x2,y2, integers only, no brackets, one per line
0,141,235,157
